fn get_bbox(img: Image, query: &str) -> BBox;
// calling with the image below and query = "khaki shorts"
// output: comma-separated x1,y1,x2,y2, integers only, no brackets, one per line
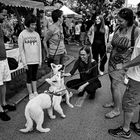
0,59,11,85
122,78,140,112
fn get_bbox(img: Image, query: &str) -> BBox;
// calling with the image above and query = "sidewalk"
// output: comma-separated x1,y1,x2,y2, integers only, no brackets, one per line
8,54,75,105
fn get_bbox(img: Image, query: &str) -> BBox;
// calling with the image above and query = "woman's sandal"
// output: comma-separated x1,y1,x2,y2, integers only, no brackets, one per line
105,110,120,119
103,102,114,108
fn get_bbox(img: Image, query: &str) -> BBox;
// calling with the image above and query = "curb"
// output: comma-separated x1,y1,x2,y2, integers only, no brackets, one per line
8,55,75,105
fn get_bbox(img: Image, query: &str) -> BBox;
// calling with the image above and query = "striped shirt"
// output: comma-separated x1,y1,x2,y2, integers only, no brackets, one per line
108,26,140,72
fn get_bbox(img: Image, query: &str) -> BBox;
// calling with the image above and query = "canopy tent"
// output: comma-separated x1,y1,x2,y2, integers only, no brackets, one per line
60,5,82,18
44,6,56,12
127,0,139,7
0,0,44,10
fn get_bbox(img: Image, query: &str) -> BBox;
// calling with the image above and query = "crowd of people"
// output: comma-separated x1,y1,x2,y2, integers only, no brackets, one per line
0,1,140,139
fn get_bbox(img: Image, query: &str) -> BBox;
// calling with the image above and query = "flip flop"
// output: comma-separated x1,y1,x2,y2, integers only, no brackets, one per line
105,110,120,119
103,102,114,108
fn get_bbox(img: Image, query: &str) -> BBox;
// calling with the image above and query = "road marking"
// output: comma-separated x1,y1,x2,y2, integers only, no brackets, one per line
75,92,87,107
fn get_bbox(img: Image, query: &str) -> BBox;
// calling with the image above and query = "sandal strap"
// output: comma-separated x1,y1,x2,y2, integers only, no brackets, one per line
106,110,120,118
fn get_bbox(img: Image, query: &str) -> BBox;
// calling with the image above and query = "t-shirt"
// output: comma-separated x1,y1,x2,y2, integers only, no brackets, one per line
127,35,140,81
45,24,66,55
0,25,6,60
18,29,42,66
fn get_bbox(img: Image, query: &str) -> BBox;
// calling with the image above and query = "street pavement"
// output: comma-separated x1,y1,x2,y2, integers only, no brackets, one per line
0,44,140,140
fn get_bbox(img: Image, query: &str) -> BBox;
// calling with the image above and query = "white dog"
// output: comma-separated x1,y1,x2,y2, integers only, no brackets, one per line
19,65,69,133
50,63,74,108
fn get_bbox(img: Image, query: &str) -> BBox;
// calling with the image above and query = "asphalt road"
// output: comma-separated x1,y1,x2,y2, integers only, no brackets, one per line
1,44,140,140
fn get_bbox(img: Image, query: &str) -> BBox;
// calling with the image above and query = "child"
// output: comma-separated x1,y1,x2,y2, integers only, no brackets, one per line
18,14,42,100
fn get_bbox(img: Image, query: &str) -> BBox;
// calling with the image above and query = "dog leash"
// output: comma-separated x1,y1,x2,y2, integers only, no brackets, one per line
46,47,133,95
68,46,134,88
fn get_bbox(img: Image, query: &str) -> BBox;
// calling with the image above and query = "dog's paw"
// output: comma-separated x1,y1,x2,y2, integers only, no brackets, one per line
68,104,74,108
61,114,66,118
37,128,50,133
50,115,56,119
19,128,31,133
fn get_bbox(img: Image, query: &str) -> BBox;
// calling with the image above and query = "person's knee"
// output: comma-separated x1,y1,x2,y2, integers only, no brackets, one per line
111,80,120,89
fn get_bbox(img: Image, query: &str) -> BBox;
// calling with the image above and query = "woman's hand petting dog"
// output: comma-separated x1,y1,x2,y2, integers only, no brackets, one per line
63,73,71,77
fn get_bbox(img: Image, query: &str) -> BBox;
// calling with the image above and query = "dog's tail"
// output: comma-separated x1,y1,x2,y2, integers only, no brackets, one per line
19,107,33,133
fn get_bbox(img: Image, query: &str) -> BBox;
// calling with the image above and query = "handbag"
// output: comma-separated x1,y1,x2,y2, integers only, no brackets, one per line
7,57,18,70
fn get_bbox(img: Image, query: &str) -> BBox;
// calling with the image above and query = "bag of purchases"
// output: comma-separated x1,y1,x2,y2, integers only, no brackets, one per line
7,57,18,70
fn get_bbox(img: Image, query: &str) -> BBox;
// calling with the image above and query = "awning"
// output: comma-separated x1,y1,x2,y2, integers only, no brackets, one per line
44,6,56,12
0,0,44,10
60,5,82,18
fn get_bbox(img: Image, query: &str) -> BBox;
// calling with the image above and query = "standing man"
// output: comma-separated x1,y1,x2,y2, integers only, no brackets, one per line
43,9,67,65
0,10,16,121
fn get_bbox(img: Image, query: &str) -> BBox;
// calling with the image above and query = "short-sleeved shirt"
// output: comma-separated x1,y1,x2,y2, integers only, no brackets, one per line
127,35,140,81
45,24,66,55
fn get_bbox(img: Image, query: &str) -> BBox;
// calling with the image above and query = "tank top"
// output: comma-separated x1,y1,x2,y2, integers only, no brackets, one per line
108,26,133,71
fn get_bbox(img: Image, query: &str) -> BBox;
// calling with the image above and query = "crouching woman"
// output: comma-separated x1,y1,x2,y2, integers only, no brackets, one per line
65,46,101,99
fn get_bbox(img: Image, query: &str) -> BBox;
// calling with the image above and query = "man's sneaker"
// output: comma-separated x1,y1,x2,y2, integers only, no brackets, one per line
0,112,11,121
130,122,140,136
108,126,131,139
2,104,16,111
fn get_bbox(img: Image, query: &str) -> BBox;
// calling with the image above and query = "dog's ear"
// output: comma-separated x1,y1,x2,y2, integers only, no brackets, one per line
51,63,56,70
45,78,51,84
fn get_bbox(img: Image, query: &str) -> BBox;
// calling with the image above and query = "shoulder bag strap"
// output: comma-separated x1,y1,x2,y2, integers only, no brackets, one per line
52,32,62,59
131,24,136,47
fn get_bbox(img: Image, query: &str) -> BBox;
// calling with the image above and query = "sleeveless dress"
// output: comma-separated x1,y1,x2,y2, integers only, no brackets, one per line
108,27,133,81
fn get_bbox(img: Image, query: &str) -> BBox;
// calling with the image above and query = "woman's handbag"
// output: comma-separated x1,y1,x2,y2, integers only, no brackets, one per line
7,57,18,70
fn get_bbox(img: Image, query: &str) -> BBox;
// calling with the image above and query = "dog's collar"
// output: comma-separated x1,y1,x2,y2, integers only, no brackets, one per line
44,90,65,96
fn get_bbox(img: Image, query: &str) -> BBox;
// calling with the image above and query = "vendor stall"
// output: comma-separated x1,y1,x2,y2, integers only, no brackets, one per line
60,5,82,18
